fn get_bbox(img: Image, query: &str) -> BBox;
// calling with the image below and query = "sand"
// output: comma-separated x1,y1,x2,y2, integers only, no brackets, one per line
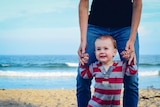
0,88,160,107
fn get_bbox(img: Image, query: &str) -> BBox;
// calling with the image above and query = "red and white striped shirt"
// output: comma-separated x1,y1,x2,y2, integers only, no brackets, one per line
80,61,137,107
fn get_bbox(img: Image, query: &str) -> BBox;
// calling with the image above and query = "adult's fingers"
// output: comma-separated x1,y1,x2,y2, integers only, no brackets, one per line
128,52,136,65
78,56,84,65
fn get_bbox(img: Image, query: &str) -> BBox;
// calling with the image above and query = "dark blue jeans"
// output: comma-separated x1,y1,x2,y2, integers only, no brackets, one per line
76,24,139,107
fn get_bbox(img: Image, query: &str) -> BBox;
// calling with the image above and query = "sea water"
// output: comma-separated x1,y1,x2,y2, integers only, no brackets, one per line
0,55,160,89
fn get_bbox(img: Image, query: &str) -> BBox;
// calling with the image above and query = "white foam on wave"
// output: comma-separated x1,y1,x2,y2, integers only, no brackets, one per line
139,70,159,76
66,62,78,67
0,71,77,77
1,64,10,67
0,70,159,77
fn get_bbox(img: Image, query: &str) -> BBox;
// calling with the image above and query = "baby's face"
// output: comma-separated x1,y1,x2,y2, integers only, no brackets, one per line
95,38,117,63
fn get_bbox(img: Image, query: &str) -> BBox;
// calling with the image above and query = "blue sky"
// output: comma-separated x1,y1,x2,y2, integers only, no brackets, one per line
0,0,160,55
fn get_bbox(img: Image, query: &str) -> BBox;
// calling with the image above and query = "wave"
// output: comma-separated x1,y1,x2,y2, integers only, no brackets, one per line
138,70,160,76
139,63,160,67
0,64,10,67
66,62,78,67
1,62,160,68
0,71,77,77
0,70,159,77
0,62,78,68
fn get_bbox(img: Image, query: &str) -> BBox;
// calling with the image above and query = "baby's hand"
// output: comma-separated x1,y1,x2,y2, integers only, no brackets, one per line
120,50,136,65
121,50,130,60
80,53,89,65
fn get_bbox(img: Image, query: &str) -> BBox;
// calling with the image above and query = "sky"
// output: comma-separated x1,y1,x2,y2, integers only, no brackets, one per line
0,0,160,55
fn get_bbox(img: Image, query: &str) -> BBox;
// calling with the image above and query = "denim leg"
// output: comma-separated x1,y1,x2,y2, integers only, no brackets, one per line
123,34,139,107
76,24,104,107
112,27,139,107
76,68,92,107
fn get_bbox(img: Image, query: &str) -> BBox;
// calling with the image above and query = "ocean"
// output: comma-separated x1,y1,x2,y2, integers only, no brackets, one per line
0,55,160,89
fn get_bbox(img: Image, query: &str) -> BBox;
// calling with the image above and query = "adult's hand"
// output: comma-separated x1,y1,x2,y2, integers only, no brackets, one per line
78,41,87,65
125,40,136,65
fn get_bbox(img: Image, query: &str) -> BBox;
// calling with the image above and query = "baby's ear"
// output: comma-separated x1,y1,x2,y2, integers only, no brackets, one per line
113,48,117,57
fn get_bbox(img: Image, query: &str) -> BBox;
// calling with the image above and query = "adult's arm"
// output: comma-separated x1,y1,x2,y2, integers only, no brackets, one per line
78,0,89,65
126,0,142,65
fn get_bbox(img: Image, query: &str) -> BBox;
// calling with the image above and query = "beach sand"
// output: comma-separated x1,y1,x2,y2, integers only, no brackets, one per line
0,89,160,107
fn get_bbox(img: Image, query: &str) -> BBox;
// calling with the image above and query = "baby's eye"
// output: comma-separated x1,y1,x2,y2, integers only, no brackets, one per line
96,48,101,51
104,47,108,50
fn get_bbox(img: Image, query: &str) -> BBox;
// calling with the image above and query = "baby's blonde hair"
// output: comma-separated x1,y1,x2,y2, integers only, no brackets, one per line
96,35,117,49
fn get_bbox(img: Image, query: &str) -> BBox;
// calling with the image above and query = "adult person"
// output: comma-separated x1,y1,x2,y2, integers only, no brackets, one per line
76,0,142,107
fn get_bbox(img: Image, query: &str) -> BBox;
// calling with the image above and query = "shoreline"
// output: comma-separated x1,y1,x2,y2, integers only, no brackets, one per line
0,89,160,107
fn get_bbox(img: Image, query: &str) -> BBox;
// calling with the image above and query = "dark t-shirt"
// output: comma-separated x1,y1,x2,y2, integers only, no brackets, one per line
88,0,133,28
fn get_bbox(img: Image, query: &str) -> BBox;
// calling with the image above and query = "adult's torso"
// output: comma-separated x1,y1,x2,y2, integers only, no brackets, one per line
88,0,133,28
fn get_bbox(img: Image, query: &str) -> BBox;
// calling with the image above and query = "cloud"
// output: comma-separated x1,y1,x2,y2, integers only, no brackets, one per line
144,0,160,3
0,27,79,40
0,27,80,55
0,0,78,21
138,26,149,37
142,0,160,22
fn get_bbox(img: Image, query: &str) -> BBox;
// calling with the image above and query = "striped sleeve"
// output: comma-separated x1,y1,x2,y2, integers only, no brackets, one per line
125,61,138,76
79,64,94,79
